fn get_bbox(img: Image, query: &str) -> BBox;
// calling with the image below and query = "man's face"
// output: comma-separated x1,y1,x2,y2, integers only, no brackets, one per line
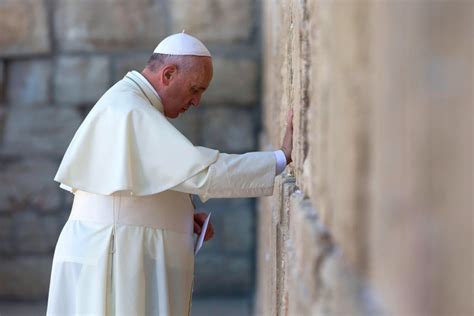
161,57,213,118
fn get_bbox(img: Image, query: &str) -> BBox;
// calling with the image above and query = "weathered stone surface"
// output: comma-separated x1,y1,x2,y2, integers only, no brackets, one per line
201,108,255,153
0,215,13,255
2,106,82,156
286,191,335,316
260,0,474,315
203,58,258,106
169,0,253,43
194,254,251,296
55,0,167,52
370,2,474,315
170,110,200,145
0,61,4,101
54,56,110,105
0,0,262,301
113,54,149,82
0,0,50,57
218,199,253,255
0,158,62,212
0,106,6,136
7,59,51,105
313,250,381,316
0,255,52,299
13,211,63,253
255,198,272,316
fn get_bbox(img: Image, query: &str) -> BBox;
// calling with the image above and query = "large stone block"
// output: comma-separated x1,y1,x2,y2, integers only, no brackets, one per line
286,190,328,315
0,0,50,57
370,2,474,315
0,158,62,212
113,54,149,82
203,58,258,106
195,198,254,254
0,215,13,255
169,0,253,43
54,56,110,105
170,110,200,145
54,0,167,52
0,106,6,137
201,107,255,153
13,211,63,254
0,255,52,299
7,59,52,105
255,188,277,316
0,61,4,101
1,106,82,156
313,250,381,316
194,254,251,296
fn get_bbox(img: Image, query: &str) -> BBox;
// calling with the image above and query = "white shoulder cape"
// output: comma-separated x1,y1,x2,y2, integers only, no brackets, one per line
54,71,219,196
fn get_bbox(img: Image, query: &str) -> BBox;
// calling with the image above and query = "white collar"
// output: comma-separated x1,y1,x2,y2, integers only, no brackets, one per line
134,71,162,102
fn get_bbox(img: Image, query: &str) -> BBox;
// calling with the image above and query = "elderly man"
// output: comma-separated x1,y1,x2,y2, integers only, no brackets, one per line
46,32,293,316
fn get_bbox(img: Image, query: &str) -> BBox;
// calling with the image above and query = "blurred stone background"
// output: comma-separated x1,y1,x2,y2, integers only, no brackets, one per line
0,0,260,309
1,0,473,316
257,1,473,316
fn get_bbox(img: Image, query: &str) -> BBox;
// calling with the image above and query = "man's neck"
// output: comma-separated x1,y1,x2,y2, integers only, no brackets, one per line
140,70,162,98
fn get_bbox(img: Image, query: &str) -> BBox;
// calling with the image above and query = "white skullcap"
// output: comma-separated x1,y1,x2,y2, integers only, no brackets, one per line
153,31,211,57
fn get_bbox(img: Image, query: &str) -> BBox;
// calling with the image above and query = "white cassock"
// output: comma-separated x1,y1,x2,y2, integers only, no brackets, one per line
46,71,285,316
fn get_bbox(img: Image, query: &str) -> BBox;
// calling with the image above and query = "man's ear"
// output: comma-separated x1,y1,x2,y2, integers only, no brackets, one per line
162,65,177,86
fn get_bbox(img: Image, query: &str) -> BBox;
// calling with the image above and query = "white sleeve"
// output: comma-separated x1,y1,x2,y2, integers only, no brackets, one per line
273,150,287,175
170,151,277,202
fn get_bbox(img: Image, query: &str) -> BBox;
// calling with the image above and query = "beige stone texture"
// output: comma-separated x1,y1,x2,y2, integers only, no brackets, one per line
259,0,473,315
201,107,255,152
203,58,258,106
369,2,474,315
0,216,13,254
0,158,62,212
54,56,110,105
0,61,4,101
2,106,82,156
308,0,372,273
0,256,52,299
113,54,149,82
7,59,52,106
169,0,253,43
262,0,371,273
287,190,328,315
54,0,167,52
255,174,283,316
171,110,200,145
13,211,63,253
0,0,261,300
0,0,50,57
255,182,274,316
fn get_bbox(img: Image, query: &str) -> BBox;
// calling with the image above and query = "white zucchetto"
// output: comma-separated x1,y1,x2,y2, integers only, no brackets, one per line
153,32,211,57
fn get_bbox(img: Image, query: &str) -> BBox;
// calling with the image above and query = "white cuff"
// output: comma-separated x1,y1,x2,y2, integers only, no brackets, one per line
274,150,287,175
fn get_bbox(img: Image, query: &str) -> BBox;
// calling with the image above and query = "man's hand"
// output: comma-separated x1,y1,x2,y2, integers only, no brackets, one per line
193,212,214,241
281,107,293,164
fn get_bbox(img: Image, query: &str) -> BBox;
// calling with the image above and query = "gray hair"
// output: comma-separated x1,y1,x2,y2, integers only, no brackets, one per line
145,53,196,72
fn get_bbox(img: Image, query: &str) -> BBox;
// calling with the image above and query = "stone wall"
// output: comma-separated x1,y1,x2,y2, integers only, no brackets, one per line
0,0,261,300
257,1,473,315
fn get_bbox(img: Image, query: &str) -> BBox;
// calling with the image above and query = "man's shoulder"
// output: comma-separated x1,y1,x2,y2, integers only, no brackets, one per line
95,79,154,113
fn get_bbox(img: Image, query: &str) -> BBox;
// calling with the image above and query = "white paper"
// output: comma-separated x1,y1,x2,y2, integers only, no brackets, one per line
194,212,211,255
